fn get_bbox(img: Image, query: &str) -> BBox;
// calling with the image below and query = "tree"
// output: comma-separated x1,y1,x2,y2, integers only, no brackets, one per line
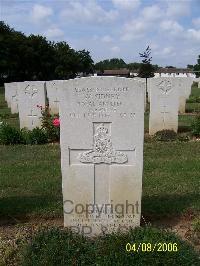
0,21,27,82
0,21,94,84
95,58,126,70
193,56,200,78
25,35,56,80
76,49,94,74
187,64,194,69
138,46,154,78
165,66,175,68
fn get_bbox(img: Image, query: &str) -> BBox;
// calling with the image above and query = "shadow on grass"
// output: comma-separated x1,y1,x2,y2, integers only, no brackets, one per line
0,195,62,222
1,193,199,224
178,125,191,133
142,193,200,219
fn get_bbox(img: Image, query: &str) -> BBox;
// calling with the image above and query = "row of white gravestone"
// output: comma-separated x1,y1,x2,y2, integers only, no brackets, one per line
4,81,61,130
147,77,195,135
4,77,196,133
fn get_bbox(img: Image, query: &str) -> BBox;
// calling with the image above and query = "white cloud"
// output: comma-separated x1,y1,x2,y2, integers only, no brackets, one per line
187,28,200,42
31,4,53,23
162,47,175,56
111,46,120,53
141,5,163,21
121,19,147,41
192,17,200,28
154,47,176,57
60,1,118,24
166,1,191,17
160,20,183,35
44,26,64,39
101,35,113,43
112,0,140,10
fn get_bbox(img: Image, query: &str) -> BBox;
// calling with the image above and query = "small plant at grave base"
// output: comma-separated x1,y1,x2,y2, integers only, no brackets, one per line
177,133,190,142
191,113,200,137
38,105,60,142
154,130,177,141
21,128,48,145
0,121,23,145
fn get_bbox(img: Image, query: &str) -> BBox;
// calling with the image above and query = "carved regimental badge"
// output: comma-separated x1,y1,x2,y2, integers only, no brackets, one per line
158,79,172,95
78,124,128,164
25,85,38,97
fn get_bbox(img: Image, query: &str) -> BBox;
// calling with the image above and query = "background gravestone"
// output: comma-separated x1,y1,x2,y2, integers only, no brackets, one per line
10,82,19,114
178,77,194,114
17,81,46,129
4,82,19,113
46,80,62,114
59,77,145,236
4,83,11,107
149,77,179,135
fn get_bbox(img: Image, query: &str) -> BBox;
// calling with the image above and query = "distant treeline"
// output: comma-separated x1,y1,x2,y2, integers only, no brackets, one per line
0,21,94,84
94,58,159,72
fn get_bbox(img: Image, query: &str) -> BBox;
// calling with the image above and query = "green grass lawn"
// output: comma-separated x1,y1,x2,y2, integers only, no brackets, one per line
186,85,200,113
190,84,200,98
0,142,199,221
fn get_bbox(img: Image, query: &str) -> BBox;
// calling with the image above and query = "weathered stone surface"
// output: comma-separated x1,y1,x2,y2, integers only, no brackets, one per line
4,82,18,112
46,80,62,114
59,77,144,236
178,77,194,114
149,77,179,135
17,81,46,129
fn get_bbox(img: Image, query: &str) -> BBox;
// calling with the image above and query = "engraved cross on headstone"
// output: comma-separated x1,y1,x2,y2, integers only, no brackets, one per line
161,105,169,127
68,122,135,205
28,109,38,126
53,84,60,105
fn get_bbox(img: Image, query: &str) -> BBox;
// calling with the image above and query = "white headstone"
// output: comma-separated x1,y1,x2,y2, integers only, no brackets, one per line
17,81,46,129
178,77,193,114
4,82,18,111
4,83,11,107
59,77,144,236
149,78,179,135
46,81,61,114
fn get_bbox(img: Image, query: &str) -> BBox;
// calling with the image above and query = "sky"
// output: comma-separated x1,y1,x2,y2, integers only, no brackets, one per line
1,0,200,67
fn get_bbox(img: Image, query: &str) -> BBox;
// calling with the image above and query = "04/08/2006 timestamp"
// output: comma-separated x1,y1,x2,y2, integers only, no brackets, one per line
126,243,178,253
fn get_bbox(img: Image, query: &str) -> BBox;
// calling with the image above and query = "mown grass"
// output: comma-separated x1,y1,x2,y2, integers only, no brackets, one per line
0,141,200,221
143,141,200,217
186,85,200,113
0,144,62,219
18,227,199,266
